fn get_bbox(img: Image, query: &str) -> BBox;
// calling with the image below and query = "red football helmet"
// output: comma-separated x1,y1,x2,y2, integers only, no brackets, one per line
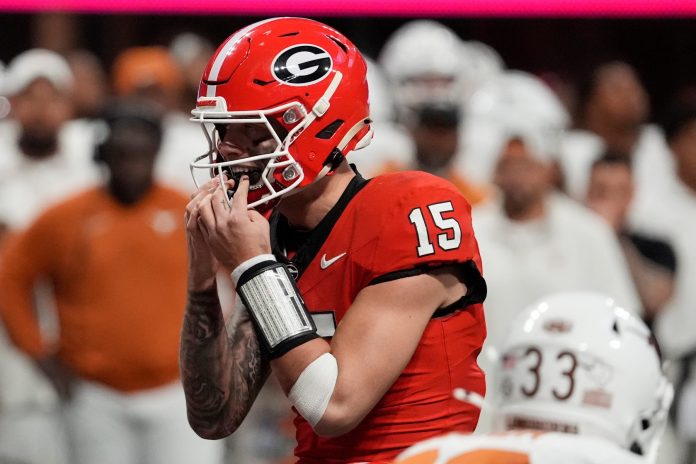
190,17,372,211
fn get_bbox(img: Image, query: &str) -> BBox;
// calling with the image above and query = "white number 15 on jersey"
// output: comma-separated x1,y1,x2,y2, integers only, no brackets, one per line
408,201,462,257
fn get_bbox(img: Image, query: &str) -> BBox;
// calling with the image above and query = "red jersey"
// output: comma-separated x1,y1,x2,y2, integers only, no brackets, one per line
270,170,487,463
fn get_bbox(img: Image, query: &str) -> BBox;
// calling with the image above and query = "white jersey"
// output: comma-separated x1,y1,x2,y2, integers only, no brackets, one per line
395,431,645,464
473,193,641,351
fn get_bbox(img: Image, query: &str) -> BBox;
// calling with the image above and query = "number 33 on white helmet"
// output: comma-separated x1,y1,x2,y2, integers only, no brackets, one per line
494,291,673,463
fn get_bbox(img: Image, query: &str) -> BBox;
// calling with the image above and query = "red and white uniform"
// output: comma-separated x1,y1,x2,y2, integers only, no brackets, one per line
272,170,487,463
395,431,645,464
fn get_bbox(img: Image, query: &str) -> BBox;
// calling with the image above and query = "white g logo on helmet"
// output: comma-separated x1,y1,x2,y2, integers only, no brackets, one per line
272,44,333,86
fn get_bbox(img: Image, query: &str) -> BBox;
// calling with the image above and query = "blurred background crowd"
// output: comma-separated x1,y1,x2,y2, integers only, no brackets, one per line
0,11,695,464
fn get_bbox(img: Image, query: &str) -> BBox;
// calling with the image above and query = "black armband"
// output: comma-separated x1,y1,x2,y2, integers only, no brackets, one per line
236,261,318,358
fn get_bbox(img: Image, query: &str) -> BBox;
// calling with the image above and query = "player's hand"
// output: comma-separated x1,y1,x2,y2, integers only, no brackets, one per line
202,176,272,270
185,177,227,291
198,175,272,272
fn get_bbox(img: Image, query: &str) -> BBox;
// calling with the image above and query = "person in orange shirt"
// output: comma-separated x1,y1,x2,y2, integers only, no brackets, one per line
0,100,223,464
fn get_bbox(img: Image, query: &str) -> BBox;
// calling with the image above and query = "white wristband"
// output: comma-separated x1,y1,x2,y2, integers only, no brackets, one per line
230,254,277,286
288,352,338,428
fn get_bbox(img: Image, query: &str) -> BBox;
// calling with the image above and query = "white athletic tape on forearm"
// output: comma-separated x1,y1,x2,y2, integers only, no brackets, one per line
231,254,277,285
288,352,338,428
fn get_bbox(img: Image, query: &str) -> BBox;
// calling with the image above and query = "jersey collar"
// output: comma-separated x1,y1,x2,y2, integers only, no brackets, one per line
270,164,369,280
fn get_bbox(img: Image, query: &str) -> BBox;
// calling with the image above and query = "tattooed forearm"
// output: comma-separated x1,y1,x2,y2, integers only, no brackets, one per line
180,286,269,439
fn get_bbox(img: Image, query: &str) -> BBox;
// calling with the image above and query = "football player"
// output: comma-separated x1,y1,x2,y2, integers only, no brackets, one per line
179,17,488,463
395,291,673,463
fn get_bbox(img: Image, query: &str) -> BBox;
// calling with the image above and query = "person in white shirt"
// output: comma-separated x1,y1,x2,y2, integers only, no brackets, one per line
459,70,569,186
395,291,673,464
0,49,99,231
474,134,641,351
376,20,493,206
648,101,696,359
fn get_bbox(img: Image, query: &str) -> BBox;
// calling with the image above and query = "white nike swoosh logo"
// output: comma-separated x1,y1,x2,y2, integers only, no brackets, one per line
320,252,347,270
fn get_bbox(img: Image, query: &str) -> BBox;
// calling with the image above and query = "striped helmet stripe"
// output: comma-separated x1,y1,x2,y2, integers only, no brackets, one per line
205,17,286,97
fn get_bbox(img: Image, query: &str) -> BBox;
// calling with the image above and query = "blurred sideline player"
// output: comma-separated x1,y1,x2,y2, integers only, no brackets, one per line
395,291,673,463
377,20,492,206
180,17,488,463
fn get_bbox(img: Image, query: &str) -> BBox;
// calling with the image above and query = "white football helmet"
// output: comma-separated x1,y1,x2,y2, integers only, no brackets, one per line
460,70,570,181
380,20,463,84
494,291,673,463
467,70,569,158
379,20,467,119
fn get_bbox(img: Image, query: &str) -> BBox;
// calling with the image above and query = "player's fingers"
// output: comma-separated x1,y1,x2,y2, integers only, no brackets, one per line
189,175,223,200
185,209,195,230
197,192,217,233
185,201,202,232
196,215,210,239
186,178,218,215
231,175,249,213
211,185,230,219
247,209,265,223
186,192,201,215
